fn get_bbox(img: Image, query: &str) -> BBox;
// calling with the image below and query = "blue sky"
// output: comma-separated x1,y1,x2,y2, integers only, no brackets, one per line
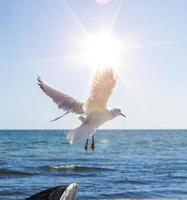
0,0,187,129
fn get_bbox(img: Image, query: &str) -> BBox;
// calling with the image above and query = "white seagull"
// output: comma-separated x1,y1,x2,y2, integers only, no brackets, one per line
37,67,126,151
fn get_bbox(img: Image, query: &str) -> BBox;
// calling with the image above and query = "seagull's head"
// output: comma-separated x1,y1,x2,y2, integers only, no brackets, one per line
111,108,126,118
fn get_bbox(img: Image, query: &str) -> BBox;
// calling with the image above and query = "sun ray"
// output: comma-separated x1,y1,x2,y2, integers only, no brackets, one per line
63,0,89,36
117,72,145,109
125,39,187,51
109,0,126,33
1,54,84,66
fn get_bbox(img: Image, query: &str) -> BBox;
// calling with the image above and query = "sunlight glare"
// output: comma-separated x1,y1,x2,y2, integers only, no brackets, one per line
96,0,110,5
82,31,121,69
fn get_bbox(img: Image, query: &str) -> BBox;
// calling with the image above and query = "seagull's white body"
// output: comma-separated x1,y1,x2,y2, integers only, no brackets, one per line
67,109,113,144
38,67,125,146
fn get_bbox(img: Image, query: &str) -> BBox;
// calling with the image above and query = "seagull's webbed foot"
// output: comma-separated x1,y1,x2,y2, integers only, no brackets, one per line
91,136,95,151
85,139,88,151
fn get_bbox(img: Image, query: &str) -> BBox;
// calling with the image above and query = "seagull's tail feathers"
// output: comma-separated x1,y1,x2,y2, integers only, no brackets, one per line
67,123,95,144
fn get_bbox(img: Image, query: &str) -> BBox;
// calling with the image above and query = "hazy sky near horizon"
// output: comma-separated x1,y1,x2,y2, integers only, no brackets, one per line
0,0,187,129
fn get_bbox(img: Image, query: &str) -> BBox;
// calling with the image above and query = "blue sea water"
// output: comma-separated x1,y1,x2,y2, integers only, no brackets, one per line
0,130,187,200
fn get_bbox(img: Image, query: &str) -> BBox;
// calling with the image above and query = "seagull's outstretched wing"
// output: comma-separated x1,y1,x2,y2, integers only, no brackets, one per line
37,77,84,114
86,67,117,112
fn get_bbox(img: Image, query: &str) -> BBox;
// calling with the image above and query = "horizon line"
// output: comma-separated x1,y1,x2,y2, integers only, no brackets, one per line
0,128,187,131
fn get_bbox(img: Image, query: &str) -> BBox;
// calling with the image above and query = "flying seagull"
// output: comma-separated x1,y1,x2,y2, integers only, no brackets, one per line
26,183,78,200
37,67,126,151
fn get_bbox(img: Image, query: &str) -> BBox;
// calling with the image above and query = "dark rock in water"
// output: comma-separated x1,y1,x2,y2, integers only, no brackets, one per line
25,183,78,200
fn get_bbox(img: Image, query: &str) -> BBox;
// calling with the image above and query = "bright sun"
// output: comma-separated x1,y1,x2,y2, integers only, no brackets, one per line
82,31,121,69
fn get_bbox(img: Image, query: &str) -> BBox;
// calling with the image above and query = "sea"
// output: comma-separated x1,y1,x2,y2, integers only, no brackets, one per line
0,130,187,200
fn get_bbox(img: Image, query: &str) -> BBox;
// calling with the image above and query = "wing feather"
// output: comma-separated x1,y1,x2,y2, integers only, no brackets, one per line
86,67,117,112
37,77,84,114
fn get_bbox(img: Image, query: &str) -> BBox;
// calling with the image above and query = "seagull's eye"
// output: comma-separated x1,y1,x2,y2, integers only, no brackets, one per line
115,108,120,113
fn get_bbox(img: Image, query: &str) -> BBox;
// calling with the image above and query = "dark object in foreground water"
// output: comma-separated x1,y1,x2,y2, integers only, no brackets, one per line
25,183,78,200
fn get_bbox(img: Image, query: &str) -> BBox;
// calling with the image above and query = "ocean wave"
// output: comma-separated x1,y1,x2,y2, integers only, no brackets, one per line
42,165,112,172
0,168,31,176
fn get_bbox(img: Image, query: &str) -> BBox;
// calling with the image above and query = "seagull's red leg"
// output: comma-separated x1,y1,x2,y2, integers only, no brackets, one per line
85,139,88,151
91,136,95,151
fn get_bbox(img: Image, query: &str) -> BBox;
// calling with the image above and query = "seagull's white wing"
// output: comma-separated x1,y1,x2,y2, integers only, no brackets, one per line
86,67,117,112
37,77,84,114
